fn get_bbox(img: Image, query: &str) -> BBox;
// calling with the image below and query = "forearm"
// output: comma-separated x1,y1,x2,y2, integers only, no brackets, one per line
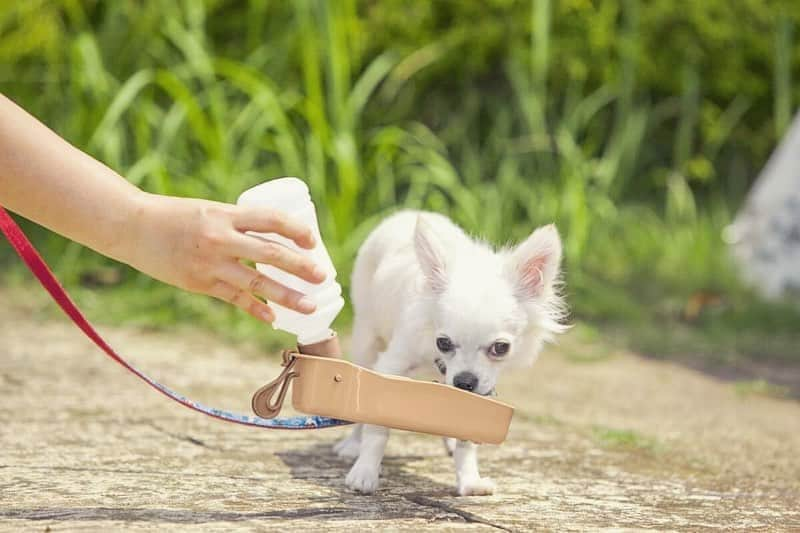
0,93,144,263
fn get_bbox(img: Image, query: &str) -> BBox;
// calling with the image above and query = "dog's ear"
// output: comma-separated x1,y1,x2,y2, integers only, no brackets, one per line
507,223,562,300
414,215,448,293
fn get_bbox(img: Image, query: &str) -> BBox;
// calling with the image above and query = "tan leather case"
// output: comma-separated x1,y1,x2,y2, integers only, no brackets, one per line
290,354,513,444
252,332,514,444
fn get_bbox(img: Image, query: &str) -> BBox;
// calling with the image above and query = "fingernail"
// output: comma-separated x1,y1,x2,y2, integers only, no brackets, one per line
260,310,274,322
297,297,316,314
312,266,327,282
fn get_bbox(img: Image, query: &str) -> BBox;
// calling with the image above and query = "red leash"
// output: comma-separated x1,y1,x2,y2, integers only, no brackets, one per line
0,205,349,429
0,207,143,374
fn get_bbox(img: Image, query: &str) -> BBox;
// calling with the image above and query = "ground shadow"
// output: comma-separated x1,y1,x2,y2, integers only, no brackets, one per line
274,440,509,528
275,441,445,493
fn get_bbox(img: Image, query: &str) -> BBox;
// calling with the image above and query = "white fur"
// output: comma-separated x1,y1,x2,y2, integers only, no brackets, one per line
337,210,566,495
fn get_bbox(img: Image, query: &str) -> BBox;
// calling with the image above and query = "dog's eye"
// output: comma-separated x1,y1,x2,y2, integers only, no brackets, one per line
489,341,510,358
435,336,454,353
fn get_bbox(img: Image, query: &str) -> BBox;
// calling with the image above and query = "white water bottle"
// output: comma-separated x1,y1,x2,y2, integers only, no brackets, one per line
237,178,345,345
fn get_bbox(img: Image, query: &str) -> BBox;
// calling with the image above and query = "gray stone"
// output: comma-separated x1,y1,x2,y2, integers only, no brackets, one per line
728,112,800,299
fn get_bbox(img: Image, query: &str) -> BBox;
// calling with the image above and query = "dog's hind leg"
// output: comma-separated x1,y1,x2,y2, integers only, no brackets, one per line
443,437,456,456
334,423,363,459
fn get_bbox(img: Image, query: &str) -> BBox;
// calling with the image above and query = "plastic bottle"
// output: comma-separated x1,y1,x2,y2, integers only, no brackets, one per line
237,178,344,345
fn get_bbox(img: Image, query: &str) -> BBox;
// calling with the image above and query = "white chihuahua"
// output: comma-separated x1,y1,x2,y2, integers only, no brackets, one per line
334,210,566,495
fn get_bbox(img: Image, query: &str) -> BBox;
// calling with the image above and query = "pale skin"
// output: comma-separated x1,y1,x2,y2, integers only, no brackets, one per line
0,93,325,320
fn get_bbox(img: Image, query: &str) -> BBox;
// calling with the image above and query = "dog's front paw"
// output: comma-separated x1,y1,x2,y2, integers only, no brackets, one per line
457,476,495,496
346,461,381,494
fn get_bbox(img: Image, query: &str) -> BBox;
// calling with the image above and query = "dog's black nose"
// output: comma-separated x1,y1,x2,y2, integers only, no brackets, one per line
453,372,478,392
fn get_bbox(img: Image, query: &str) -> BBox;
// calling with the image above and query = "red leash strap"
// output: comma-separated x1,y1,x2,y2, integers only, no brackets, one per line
0,205,349,430
0,207,138,371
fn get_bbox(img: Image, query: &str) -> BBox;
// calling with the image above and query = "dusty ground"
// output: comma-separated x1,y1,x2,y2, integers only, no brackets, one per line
1,293,799,531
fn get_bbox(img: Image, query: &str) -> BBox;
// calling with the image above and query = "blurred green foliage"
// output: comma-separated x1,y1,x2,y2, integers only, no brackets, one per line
0,0,798,359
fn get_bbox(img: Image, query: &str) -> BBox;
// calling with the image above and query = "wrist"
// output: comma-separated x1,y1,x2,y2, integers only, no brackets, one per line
105,188,154,267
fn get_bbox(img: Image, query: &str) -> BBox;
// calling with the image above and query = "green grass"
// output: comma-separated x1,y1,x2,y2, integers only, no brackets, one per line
734,379,790,399
1,1,798,364
592,426,662,454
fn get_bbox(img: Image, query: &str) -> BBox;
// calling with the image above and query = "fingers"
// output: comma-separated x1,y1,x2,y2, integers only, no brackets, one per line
234,207,316,249
232,232,326,284
208,280,276,323
218,263,317,315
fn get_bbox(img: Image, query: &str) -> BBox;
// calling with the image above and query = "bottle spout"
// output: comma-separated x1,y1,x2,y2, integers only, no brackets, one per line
297,330,341,358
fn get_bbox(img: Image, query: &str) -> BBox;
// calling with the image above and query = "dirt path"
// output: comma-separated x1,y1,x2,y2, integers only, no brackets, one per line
1,294,798,531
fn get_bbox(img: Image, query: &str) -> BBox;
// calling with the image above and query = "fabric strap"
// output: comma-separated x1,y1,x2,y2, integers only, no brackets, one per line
0,205,350,430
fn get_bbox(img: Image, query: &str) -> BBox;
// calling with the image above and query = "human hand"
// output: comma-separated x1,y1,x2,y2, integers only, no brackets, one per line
122,192,326,323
